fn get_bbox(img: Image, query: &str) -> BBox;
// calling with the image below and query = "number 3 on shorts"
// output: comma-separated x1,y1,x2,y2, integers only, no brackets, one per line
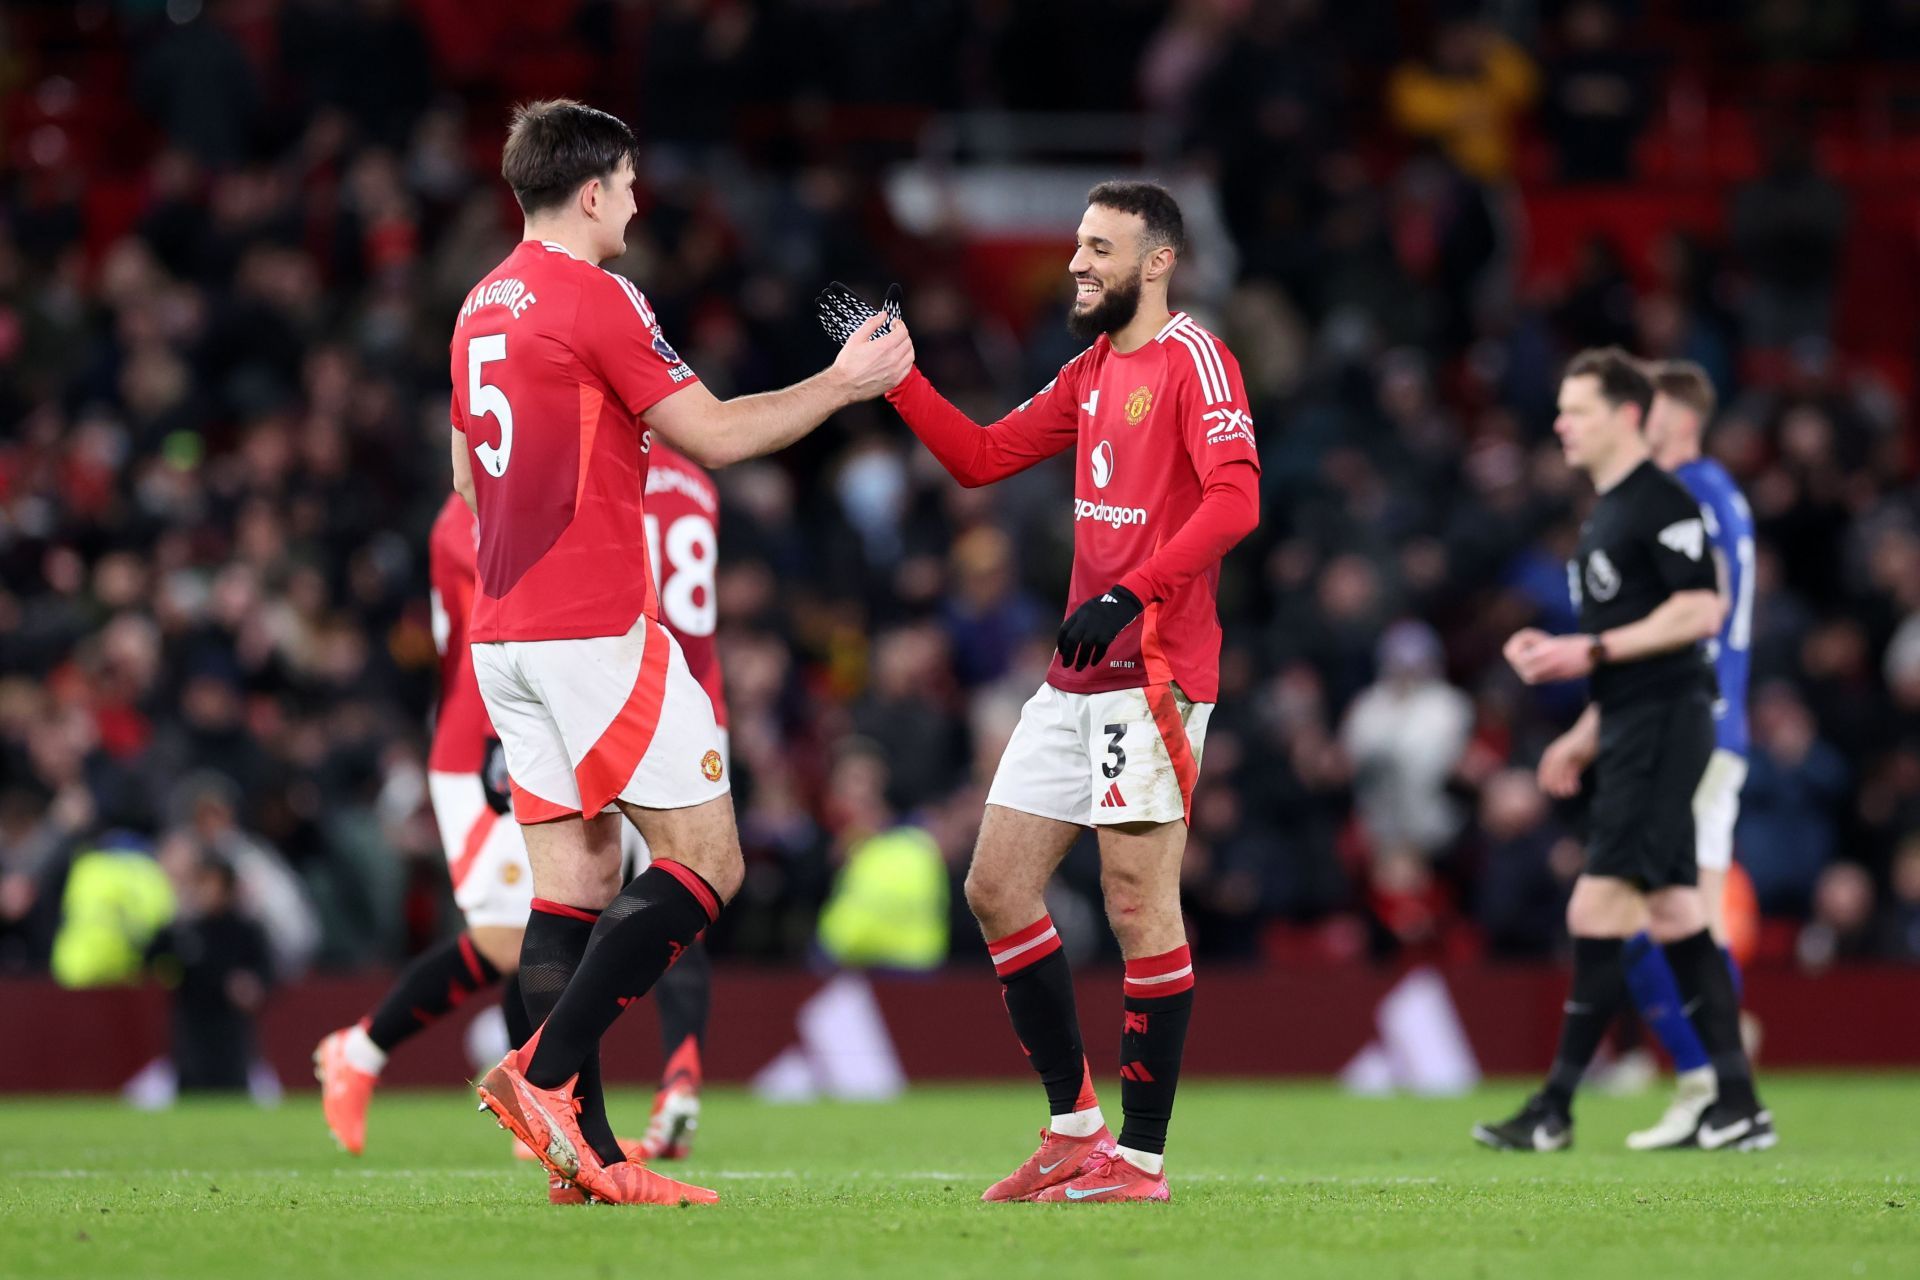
1101,724,1127,780
469,332,513,477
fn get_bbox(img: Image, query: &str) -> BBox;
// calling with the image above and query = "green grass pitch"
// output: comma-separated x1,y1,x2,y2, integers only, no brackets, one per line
2,1077,1914,1279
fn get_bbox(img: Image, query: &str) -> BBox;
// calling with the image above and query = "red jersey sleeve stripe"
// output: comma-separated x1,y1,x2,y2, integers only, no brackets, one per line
1168,325,1225,404
1184,322,1233,400
572,616,673,817
606,271,655,327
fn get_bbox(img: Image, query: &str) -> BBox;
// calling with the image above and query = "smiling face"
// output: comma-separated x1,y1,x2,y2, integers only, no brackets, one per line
584,153,638,261
1067,204,1153,339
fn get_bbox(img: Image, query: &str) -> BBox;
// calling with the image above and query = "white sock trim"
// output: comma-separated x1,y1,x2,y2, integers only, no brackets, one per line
1049,1106,1105,1138
342,1025,387,1076
1116,1144,1164,1175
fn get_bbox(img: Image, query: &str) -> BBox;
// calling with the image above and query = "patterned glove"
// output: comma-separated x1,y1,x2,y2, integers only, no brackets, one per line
817,280,903,346
1056,584,1145,672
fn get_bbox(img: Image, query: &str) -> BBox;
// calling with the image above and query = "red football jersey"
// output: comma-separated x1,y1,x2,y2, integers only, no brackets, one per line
426,493,495,773
449,239,699,643
904,313,1259,702
643,442,728,728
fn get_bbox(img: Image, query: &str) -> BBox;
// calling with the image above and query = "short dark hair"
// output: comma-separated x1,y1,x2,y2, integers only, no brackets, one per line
1564,346,1653,425
1650,359,1717,422
501,99,638,216
1086,180,1186,256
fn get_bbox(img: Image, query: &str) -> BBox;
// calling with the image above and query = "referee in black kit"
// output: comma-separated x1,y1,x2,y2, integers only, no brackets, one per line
1473,348,1774,1153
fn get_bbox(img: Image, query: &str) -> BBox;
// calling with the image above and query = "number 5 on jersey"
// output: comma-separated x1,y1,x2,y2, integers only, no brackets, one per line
468,333,513,477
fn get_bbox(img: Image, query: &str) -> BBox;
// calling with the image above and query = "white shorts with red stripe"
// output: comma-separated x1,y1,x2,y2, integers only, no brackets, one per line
471,615,729,825
986,681,1212,827
428,770,533,929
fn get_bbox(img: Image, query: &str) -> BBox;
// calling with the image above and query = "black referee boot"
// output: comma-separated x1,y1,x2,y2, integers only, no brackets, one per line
1696,1098,1777,1152
1472,1093,1573,1152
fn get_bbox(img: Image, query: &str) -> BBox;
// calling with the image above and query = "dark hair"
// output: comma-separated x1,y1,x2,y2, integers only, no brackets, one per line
1564,346,1653,425
501,99,638,216
1086,180,1186,256
1650,359,1717,422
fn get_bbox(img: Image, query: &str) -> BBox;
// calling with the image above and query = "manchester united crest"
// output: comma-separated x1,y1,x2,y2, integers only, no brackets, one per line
1125,386,1153,425
701,750,724,783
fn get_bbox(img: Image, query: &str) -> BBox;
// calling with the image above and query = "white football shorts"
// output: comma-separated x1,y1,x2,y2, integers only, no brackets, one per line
1693,747,1747,872
986,681,1211,827
427,770,534,929
472,614,728,825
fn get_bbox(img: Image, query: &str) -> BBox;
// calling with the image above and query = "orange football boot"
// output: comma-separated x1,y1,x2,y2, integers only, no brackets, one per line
576,1159,719,1206
475,1042,592,1182
1029,1149,1170,1203
312,1029,376,1156
548,1175,588,1205
980,1127,1118,1202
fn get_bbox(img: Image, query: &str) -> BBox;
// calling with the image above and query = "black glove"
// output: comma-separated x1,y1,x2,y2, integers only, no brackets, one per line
1056,584,1144,672
480,738,512,816
816,280,903,346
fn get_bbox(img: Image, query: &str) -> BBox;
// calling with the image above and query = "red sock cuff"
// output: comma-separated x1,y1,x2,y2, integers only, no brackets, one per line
530,898,601,923
987,914,1063,978
1123,945,1194,998
653,859,721,923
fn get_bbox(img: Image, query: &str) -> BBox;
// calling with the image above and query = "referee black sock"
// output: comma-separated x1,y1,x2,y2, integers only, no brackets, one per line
365,932,500,1054
1542,936,1629,1116
1663,928,1760,1110
525,861,719,1096
988,915,1097,1119
518,900,626,1167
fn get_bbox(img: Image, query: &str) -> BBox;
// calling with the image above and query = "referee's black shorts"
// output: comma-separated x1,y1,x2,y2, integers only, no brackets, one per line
1585,690,1715,890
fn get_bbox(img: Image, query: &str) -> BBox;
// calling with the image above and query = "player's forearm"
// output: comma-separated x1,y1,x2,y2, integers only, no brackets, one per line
1597,589,1725,663
1115,463,1260,604
450,429,476,514
885,368,1041,488
1565,703,1601,754
693,371,856,469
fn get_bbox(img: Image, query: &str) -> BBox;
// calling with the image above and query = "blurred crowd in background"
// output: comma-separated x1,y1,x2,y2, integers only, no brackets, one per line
3,0,1920,986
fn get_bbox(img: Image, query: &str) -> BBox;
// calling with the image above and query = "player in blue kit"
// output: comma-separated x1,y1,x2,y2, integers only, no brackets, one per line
1621,360,1758,1149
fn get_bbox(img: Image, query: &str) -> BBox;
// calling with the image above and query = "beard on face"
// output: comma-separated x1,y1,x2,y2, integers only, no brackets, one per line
1066,264,1144,339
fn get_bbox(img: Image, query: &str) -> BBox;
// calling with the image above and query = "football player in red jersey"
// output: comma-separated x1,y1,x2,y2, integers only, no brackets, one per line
872,182,1261,1203
457,100,910,1207
314,493,533,1159
316,459,726,1174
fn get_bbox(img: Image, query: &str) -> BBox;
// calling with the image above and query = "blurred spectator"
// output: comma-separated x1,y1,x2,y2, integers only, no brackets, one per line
145,853,273,1094
1884,838,1920,963
1341,620,1473,860
1473,768,1579,958
1542,0,1652,183
1387,18,1539,184
1738,683,1851,917
1731,130,1848,347
1795,861,1877,970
